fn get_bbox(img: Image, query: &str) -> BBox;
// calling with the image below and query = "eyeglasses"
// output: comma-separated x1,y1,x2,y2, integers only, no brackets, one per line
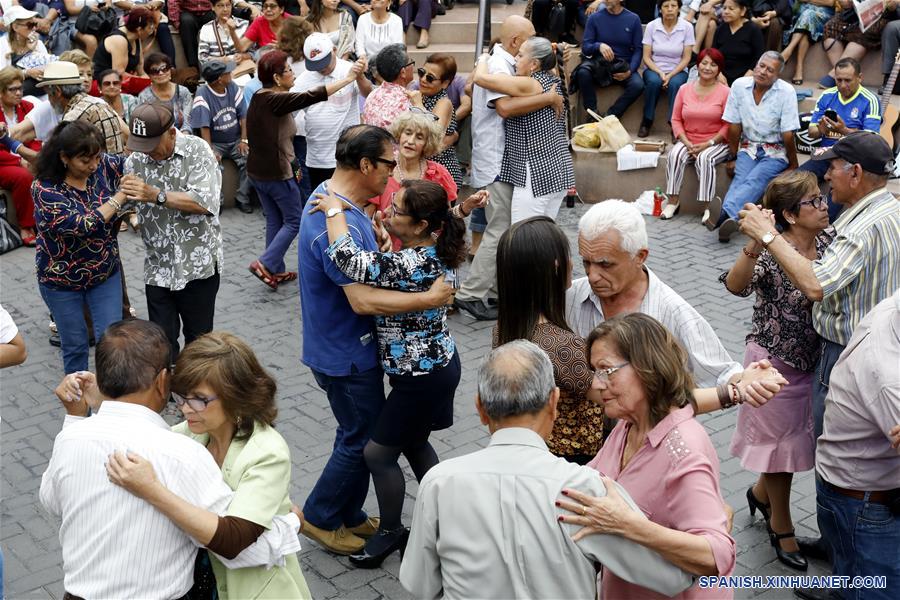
796,194,828,210
148,65,171,75
404,59,415,68
171,391,218,412
370,156,398,170
408,106,439,121
5,85,23,93
592,362,629,384
389,192,408,216
417,67,439,83
262,2,280,9
101,80,122,87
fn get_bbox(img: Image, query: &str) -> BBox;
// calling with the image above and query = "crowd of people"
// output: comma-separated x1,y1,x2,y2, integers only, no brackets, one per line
0,0,898,599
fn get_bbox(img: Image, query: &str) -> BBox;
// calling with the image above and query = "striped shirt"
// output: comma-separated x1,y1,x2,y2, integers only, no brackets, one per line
565,268,742,387
812,187,900,345
39,401,299,599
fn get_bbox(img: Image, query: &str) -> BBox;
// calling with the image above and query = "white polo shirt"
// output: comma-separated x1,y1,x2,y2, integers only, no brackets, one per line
470,44,516,189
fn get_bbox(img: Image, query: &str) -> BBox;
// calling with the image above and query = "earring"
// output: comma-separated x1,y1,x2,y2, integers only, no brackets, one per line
787,219,796,225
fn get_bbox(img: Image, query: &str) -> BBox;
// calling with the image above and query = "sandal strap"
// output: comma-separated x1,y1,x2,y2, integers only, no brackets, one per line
771,529,796,541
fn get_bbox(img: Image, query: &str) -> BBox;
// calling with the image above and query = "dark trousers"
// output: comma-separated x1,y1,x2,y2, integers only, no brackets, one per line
145,271,220,359
179,10,215,68
292,136,312,203
156,23,178,65
307,167,335,194
812,339,845,442
396,0,432,31
575,67,644,117
532,0,580,36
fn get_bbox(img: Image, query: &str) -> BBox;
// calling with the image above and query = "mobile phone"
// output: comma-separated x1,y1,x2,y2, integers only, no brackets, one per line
824,109,838,122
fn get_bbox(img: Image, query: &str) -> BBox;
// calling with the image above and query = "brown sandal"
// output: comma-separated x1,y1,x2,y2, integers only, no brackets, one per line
248,261,277,290
272,271,298,285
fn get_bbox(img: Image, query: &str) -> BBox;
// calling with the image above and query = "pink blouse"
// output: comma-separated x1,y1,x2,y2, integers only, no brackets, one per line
671,82,731,145
588,406,735,599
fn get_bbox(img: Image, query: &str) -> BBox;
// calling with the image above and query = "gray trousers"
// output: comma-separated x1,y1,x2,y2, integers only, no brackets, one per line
456,180,513,302
884,21,900,75
212,140,250,207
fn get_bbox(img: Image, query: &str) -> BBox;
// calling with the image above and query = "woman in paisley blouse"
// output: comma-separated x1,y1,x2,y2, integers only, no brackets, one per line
721,170,833,571
416,53,463,189
33,121,127,375
495,216,603,464
310,179,481,569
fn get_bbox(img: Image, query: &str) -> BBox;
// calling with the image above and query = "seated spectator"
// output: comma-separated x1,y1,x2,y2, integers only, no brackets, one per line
238,0,290,52
722,170,833,572
132,0,178,66
799,57,880,220
881,15,900,92
355,0,403,60
362,43,422,129
530,0,580,44
168,0,216,70
712,0,764,85
715,51,799,242
295,32,371,192
399,338,695,599
1,6,53,97
781,0,835,85
819,0,898,89
663,48,730,221
749,0,791,52
395,0,432,49
560,313,737,598
418,53,463,189
191,60,253,214
692,0,723,51
58,49,95,95
573,0,644,119
0,304,27,368
91,7,156,96
198,0,252,67
639,0,695,138
0,67,42,246
60,0,102,56
307,0,355,59
97,69,139,125
495,217,604,464
138,53,194,133
32,120,126,374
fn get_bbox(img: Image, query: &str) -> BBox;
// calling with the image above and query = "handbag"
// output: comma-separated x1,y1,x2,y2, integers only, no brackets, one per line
0,195,23,255
211,21,255,78
75,7,118,38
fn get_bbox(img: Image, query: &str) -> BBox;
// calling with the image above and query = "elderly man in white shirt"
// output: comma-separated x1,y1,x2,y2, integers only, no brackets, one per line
565,200,743,388
399,339,694,600
40,319,300,600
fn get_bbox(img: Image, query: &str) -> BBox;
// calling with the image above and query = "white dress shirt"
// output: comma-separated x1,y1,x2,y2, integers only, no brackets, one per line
469,44,516,189
40,401,299,599
399,427,694,600
565,268,742,387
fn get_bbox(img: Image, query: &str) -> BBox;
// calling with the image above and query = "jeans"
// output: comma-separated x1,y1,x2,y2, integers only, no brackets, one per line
575,67,644,117
293,136,312,204
146,271,219,359
211,140,250,207
642,69,688,123
39,270,123,374
721,147,788,220
250,177,302,274
812,339,845,442
469,206,487,233
303,366,386,530
816,477,900,600
798,158,843,222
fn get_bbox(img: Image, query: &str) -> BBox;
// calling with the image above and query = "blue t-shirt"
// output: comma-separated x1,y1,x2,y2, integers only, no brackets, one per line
810,86,881,147
298,182,380,377
582,8,643,74
190,82,246,144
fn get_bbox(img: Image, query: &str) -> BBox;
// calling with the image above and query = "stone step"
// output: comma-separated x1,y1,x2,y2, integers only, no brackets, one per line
405,20,503,46
408,42,480,72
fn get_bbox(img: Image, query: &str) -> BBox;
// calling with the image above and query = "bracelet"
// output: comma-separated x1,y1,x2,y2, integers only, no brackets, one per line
742,247,760,259
716,383,730,407
108,197,122,211
240,138,248,144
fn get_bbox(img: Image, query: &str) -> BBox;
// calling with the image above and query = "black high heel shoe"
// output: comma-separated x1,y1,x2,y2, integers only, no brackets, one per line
348,527,409,569
770,529,808,571
746,486,771,522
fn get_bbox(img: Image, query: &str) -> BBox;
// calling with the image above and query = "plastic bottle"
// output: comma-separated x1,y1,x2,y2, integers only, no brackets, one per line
652,187,663,217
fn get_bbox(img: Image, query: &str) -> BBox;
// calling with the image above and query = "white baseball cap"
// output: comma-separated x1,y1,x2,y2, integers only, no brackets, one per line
303,32,334,72
3,6,39,28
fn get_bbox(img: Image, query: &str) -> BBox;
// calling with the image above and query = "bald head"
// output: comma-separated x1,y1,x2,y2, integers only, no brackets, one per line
500,15,536,55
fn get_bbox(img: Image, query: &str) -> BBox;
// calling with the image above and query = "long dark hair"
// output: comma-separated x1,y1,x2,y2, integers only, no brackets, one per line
35,121,104,184
496,217,572,345
307,0,331,29
401,180,466,269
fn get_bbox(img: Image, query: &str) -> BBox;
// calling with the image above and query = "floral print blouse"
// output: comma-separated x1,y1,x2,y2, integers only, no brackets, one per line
325,233,455,376
33,154,125,291
719,229,835,372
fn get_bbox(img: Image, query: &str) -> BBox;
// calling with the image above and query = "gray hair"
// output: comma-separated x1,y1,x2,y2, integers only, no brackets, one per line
477,340,555,420
578,200,648,256
48,83,84,99
375,43,409,83
758,50,785,73
523,36,556,72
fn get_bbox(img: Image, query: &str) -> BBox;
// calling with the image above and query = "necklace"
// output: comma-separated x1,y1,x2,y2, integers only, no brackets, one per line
394,159,426,182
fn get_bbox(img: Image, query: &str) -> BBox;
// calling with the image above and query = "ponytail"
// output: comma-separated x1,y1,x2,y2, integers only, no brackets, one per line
401,179,467,269
435,208,467,269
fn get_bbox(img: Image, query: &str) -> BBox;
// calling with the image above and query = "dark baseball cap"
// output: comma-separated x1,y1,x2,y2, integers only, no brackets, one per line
127,103,175,154
201,59,235,83
811,131,895,175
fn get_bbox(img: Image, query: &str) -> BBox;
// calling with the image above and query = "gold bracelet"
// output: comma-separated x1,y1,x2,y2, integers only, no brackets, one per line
108,197,122,211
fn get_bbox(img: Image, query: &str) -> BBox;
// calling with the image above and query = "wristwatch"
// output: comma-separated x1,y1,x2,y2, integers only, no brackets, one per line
326,207,343,219
156,190,167,205
761,230,780,247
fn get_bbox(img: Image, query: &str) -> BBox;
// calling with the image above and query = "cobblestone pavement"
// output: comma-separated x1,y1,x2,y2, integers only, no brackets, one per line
1,202,828,599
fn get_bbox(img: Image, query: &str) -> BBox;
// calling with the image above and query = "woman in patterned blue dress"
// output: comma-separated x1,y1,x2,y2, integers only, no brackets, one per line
310,180,486,569
781,0,836,84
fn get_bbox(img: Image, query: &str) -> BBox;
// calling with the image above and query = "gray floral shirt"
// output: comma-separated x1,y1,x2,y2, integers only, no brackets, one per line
126,132,223,291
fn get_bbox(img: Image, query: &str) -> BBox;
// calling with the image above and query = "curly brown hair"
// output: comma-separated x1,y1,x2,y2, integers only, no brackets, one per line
278,16,314,61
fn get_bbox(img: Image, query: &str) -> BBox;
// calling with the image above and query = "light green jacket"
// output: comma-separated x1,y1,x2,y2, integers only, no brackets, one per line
173,421,311,600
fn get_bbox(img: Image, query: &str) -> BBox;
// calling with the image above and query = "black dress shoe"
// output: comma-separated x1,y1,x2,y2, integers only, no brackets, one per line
348,527,409,569
770,529,808,571
638,120,652,138
237,202,254,214
795,587,840,600
718,217,740,242
49,333,61,347
797,536,829,561
454,298,498,321
746,486,771,522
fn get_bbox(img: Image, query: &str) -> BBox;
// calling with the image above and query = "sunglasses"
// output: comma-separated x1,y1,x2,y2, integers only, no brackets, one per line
408,106,439,121
148,65,171,75
796,195,828,210
171,391,218,412
370,156,398,170
417,67,439,83
101,80,122,87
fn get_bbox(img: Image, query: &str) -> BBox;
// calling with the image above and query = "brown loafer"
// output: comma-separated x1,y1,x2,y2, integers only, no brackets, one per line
301,522,365,555
348,516,380,538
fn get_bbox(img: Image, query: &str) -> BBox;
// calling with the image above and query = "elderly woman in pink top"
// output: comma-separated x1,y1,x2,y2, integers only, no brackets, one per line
558,313,736,600
662,48,732,221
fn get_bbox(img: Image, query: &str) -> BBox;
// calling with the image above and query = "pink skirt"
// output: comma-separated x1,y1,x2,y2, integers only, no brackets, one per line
729,341,815,473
